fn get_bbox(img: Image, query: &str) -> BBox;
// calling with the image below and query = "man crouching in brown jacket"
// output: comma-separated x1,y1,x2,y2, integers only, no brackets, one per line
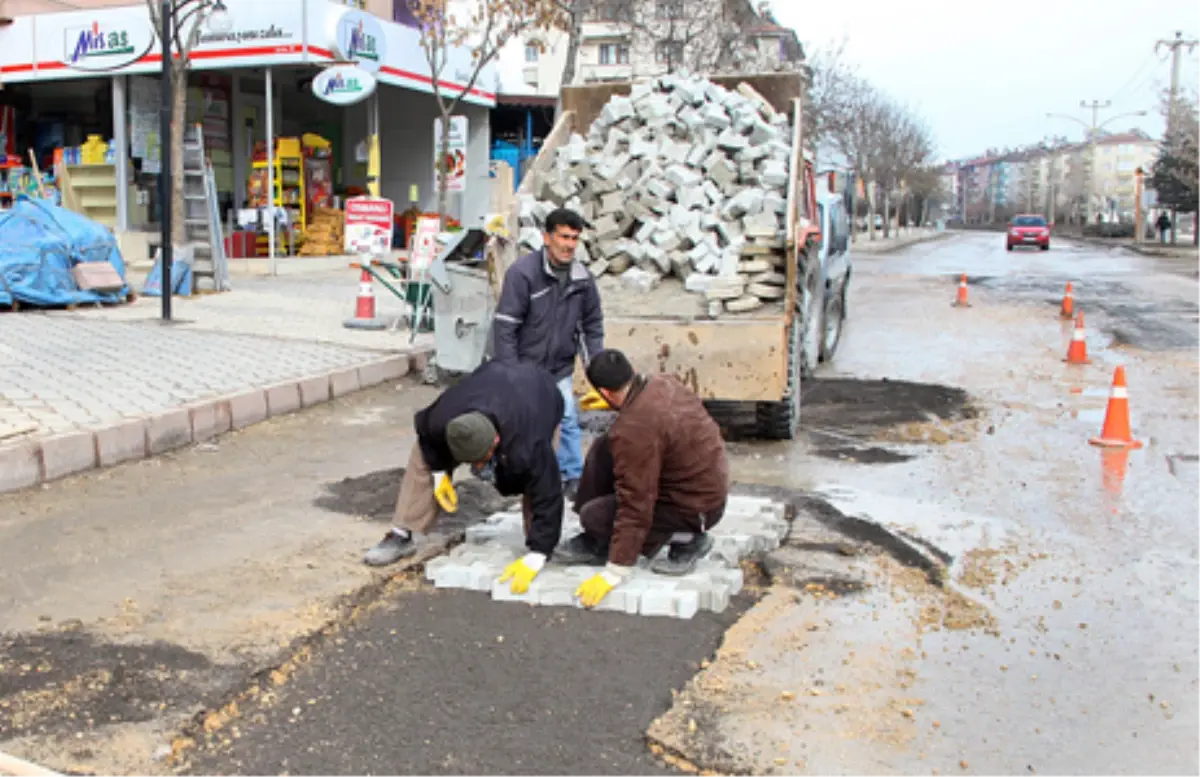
559,349,730,609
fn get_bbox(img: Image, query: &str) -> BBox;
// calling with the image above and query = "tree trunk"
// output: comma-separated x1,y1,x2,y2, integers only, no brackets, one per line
437,114,451,230
866,180,877,241
170,65,188,246
1194,211,1198,246
882,191,891,238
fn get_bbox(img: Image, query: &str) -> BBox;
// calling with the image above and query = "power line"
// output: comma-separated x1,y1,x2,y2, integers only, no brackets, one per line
1109,52,1169,105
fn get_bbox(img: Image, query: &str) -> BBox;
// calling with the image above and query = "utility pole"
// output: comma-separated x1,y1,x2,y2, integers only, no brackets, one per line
1155,31,1198,244
1079,99,1110,225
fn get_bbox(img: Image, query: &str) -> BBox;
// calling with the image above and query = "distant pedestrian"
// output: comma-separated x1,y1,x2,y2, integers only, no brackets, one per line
1156,212,1171,244
492,207,604,501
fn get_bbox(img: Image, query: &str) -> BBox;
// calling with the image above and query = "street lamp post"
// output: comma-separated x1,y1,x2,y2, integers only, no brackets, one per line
157,0,230,321
1046,108,1147,226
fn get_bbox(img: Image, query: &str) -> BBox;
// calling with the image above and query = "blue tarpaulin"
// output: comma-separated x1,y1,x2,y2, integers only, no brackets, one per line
0,195,130,308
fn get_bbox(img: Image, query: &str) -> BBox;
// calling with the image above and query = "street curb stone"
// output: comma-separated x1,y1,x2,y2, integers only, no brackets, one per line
329,367,362,398
95,418,148,468
189,400,232,442
146,409,193,455
264,383,303,417
298,375,332,407
0,441,42,492
39,430,98,482
0,346,433,496
228,389,269,430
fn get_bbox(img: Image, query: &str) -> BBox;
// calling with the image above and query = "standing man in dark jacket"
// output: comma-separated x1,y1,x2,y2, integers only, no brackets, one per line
363,361,565,595
493,207,604,498
556,350,731,609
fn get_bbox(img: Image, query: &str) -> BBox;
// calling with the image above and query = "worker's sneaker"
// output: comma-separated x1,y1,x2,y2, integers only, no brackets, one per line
363,529,416,567
554,533,607,565
652,533,714,576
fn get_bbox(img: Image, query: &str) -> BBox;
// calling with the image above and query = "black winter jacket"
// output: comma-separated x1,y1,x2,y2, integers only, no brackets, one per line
413,360,566,557
493,249,604,380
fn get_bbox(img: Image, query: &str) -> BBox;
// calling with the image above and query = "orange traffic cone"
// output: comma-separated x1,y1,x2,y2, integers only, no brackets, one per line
1060,282,1074,319
344,265,388,330
1064,312,1091,364
952,274,971,308
1089,366,1143,449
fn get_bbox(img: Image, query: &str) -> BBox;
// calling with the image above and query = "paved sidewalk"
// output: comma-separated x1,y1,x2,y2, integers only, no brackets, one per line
850,228,950,255
0,267,439,494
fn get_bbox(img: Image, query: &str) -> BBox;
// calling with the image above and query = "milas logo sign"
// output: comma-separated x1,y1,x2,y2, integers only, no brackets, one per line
333,11,385,73
311,64,376,107
64,19,154,72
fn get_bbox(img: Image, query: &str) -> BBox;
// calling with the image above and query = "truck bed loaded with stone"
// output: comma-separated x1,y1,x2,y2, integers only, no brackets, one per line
494,71,821,440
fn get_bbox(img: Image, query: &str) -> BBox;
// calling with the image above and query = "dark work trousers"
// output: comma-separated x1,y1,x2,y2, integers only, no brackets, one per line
573,433,726,559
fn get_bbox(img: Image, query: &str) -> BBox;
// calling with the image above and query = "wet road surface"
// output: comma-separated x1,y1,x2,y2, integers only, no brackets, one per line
654,231,1198,774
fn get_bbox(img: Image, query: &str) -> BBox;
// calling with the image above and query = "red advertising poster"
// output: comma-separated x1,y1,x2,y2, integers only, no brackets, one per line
343,196,394,255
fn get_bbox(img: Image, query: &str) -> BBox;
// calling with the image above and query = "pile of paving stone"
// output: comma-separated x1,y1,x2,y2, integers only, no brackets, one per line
517,73,795,317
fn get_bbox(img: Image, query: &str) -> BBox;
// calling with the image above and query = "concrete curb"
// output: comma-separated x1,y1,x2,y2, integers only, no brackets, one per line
0,750,61,777
1060,235,1199,258
0,348,431,496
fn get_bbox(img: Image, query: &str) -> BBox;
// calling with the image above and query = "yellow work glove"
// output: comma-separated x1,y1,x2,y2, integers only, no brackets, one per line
579,389,610,411
498,552,546,594
575,574,615,608
432,471,458,513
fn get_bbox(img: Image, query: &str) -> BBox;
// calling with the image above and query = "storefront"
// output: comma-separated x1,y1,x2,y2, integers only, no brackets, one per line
0,0,496,258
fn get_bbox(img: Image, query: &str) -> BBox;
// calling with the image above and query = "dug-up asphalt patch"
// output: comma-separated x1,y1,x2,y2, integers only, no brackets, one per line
426,494,789,618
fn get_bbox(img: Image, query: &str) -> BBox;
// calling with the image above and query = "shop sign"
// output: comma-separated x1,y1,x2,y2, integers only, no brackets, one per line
332,10,385,74
63,19,155,71
312,64,377,106
433,116,468,194
344,196,395,256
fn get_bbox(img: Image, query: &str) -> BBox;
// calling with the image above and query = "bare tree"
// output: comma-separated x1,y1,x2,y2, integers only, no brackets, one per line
801,37,857,169
146,0,224,246
831,75,888,240
408,0,564,227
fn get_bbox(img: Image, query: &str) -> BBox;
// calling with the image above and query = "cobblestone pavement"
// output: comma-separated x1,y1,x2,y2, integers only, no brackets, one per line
53,270,433,353
0,314,396,440
426,494,789,618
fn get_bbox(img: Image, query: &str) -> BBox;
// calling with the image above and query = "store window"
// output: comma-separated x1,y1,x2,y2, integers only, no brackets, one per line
392,0,420,27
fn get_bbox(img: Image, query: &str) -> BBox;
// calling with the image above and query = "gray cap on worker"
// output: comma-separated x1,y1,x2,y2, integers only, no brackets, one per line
446,412,497,463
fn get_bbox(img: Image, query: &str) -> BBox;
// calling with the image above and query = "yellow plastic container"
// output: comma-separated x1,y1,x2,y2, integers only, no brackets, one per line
80,135,109,165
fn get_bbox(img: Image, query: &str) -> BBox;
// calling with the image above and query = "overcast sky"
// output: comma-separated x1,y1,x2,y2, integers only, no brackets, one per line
498,0,1199,162
771,0,1199,161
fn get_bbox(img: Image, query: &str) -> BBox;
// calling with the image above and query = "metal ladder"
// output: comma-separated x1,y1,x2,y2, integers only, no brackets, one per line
181,125,229,291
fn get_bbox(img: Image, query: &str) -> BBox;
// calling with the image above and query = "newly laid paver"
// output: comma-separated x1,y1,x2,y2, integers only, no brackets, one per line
424,494,789,618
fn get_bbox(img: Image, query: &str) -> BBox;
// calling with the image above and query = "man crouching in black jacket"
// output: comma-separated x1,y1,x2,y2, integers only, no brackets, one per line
363,360,566,594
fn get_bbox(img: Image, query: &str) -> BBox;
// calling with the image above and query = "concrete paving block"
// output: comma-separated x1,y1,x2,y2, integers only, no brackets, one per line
298,375,332,408
424,555,452,581
717,130,749,153
329,367,362,398
95,417,148,467
357,356,410,388
537,580,582,608
265,382,303,417
491,577,537,604
146,408,192,455
0,440,42,493
189,400,232,443
227,388,269,430
39,430,97,482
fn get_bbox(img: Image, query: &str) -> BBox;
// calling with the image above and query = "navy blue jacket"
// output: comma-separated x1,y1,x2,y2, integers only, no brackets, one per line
493,249,604,380
414,360,566,557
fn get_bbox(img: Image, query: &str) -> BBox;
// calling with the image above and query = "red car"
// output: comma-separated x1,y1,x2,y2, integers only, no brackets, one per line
1007,214,1051,251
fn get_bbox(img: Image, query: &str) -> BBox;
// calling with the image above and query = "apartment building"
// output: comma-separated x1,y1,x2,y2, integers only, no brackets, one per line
520,0,802,96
